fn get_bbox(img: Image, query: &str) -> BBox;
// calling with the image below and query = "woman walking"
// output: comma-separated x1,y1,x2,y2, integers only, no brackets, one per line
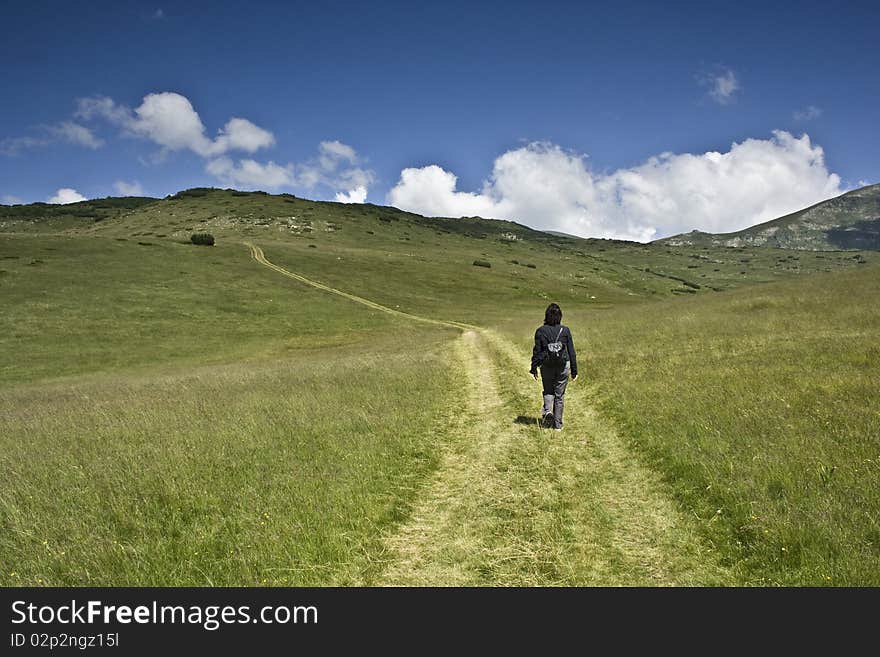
529,303,578,431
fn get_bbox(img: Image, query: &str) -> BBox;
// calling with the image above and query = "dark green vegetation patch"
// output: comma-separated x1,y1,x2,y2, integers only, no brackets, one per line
190,233,215,246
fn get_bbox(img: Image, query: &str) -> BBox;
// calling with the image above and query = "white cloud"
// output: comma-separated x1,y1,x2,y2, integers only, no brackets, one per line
206,140,374,197
76,96,131,124
48,121,104,149
319,140,357,168
300,141,374,192
1,121,102,155
130,92,216,155
703,68,740,105
76,92,274,158
794,105,822,121
75,92,371,197
2,194,23,205
389,166,499,218
213,118,275,154
387,132,843,241
206,157,295,189
335,186,368,203
114,180,145,196
47,188,87,204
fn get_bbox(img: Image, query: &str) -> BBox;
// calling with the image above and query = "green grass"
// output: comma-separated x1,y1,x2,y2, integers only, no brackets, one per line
375,330,732,586
1,188,877,586
0,332,456,585
0,234,415,384
542,264,880,585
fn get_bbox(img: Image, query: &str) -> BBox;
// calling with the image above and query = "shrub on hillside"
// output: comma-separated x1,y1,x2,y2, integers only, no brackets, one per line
473,260,491,268
171,188,214,199
190,233,215,246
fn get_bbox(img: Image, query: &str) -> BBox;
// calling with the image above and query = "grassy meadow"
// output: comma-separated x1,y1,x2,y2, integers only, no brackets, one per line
1,188,877,585
0,233,414,384
529,264,879,585
1,217,460,585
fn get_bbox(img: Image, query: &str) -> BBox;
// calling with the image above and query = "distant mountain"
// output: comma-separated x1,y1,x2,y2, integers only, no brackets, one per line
656,183,880,251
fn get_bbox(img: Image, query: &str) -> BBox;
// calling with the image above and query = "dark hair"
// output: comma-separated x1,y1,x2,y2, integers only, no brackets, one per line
544,303,562,326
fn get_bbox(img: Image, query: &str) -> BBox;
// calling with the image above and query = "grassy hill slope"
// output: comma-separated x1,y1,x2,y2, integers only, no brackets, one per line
1,188,877,585
501,263,880,584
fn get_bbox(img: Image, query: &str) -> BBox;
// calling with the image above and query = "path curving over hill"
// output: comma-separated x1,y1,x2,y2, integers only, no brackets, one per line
245,242,735,585
245,241,474,330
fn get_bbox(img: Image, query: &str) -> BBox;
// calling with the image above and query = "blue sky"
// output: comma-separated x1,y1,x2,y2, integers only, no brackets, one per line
1,0,877,239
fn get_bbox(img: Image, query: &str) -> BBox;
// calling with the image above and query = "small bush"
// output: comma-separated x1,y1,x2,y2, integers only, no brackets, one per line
525,263,537,269
190,233,215,246
473,260,491,268
172,188,214,199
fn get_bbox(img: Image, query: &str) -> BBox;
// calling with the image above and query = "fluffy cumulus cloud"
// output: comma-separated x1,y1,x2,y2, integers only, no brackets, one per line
113,180,145,196
389,166,498,218
335,186,368,204
213,118,275,154
47,188,87,204
387,131,843,241
76,92,274,157
206,139,373,199
75,91,370,200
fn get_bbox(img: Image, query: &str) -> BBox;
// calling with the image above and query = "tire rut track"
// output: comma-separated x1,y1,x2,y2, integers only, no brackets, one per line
245,242,474,330
246,242,734,585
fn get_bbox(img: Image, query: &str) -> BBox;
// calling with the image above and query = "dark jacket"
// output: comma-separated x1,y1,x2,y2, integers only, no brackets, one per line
530,324,577,377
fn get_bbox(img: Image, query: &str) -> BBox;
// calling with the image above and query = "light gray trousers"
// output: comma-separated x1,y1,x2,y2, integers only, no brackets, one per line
540,360,570,429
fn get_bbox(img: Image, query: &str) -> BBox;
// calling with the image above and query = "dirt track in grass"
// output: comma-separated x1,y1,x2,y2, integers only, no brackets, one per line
247,242,734,585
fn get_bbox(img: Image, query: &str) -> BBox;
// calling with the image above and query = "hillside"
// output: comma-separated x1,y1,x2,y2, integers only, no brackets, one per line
657,183,880,251
1,188,872,314
1,186,878,586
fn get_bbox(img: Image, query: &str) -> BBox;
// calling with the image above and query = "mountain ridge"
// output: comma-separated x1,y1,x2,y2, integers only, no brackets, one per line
655,183,880,251
3,182,878,251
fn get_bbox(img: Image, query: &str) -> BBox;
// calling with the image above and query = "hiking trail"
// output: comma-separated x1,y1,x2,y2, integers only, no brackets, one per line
246,242,734,585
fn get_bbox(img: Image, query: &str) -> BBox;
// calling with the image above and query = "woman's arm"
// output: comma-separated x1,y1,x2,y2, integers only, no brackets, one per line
530,329,543,375
567,329,578,378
